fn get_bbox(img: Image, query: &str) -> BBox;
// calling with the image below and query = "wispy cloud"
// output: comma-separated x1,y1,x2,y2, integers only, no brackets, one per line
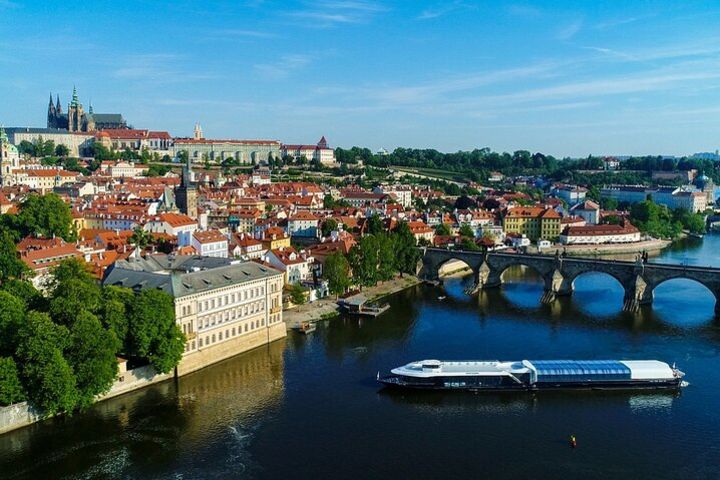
594,16,647,30
358,62,563,104
212,29,279,39
286,0,386,27
417,1,475,20
112,54,216,82
556,18,583,40
254,54,313,78
582,39,720,63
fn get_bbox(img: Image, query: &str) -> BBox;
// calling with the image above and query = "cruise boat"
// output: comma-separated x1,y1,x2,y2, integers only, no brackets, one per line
378,359,686,391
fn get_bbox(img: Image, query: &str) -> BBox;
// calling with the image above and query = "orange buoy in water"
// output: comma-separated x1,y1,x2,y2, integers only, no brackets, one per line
570,435,577,448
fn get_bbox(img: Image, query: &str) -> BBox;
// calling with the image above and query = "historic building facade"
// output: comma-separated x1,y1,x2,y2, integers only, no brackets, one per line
171,124,282,163
0,127,20,187
103,255,285,376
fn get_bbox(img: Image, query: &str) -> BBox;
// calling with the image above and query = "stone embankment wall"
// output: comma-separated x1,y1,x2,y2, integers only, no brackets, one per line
0,364,173,435
0,323,287,435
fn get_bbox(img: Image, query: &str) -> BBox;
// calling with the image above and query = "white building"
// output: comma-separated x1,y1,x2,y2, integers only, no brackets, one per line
263,247,313,284
373,184,412,208
287,211,320,239
553,184,587,205
230,233,265,259
559,221,641,245
7,168,79,193
192,230,229,258
144,212,198,246
281,136,335,165
571,200,601,225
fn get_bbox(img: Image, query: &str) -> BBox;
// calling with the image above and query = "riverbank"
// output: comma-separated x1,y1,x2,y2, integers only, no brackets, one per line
283,275,422,328
535,238,672,256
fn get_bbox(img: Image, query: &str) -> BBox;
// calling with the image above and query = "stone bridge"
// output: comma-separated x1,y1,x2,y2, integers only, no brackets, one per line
419,248,720,313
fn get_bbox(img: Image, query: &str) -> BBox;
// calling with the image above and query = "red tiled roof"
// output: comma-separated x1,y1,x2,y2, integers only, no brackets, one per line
193,230,227,244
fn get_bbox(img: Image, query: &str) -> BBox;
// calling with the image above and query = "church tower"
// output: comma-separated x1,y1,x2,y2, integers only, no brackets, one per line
194,123,203,140
0,126,20,187
47,93,57,128
67,86,86,132
176,154,198,219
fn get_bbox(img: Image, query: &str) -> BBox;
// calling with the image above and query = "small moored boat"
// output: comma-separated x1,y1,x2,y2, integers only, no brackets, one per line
294,321,317,334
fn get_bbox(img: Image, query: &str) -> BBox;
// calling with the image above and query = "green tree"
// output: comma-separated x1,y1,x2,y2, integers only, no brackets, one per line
128,290,185,374
601,197,619,211
17,140,35,157
367,214,384,235
435,223,451,236
0,279,44,311
0,291,25,356
40,139,55,157
376,233,396,281
54,144,70,157
321,218,338,237
16,194,75,241
323,252,351,298
394,222,421,276
348,235,379,287
0,357,25,406
130,226,151,249
48,259,101,325
461,237,481,251
0,227,29,282
16,312,78,415
66,311,119,408
458,224,475,238
99,286,134,347
289,283,308,305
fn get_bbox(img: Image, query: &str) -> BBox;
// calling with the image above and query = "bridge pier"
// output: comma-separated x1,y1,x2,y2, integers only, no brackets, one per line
476,262,502,290
622,275,652,312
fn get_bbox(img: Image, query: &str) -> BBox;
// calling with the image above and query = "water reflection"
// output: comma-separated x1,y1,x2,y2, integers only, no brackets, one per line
0,340,285,479
379,388,679,415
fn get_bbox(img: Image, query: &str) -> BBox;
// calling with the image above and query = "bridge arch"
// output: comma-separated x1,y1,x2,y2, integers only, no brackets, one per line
650,276,718,322
569,271,627,316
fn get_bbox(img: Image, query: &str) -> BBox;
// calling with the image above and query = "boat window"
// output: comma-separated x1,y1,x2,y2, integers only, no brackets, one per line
422,364,440,369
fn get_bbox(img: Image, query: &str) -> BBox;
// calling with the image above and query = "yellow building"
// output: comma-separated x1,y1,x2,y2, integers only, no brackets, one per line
503,206,561,241
261,226,291,250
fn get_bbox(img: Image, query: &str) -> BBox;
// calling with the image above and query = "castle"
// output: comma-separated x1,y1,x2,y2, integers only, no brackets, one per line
47,87,128,132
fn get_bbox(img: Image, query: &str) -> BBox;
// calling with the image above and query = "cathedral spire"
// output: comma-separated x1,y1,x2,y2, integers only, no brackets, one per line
71,85,79,107
48,93,56,116
56,94,62,114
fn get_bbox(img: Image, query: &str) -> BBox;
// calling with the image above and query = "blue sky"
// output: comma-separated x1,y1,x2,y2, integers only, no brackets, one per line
1,1,720,157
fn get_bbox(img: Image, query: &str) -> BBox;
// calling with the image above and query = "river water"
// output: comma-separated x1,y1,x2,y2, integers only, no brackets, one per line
2,236,720,479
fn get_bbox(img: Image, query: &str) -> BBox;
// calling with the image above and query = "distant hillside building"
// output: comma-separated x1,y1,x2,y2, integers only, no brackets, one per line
172,125,281,164
281,136,335,165
47,87,127,132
